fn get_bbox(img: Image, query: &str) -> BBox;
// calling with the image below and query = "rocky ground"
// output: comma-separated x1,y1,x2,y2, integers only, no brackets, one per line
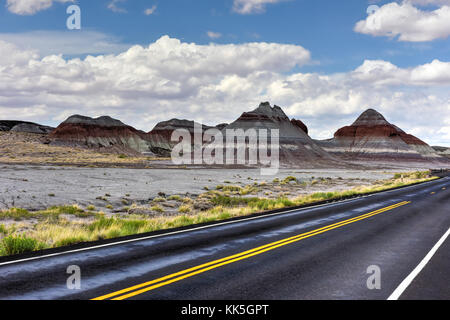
0,164,416,228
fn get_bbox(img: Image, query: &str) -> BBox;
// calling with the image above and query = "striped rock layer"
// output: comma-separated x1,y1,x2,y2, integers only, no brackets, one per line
49,115,152,154
317,109,442,161
222,102,343,167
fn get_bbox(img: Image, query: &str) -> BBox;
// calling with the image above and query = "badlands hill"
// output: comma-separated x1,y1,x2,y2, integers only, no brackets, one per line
147,119,215,157
432,146,450,158
223,102,343,167
9,104,447,168
49,115,153,155
0,120,54,134
317,109,443,162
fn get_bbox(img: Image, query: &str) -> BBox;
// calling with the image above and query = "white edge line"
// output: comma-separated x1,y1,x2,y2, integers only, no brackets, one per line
388,226,450,300
0,177,445,267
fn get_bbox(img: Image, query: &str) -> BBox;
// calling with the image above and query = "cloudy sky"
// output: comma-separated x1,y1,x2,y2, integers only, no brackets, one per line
0,0,449,146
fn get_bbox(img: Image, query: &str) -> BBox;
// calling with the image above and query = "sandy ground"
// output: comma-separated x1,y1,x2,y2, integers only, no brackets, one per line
0,164,412,212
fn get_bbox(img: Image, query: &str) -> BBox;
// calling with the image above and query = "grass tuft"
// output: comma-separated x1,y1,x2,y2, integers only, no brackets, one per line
0,235,45,256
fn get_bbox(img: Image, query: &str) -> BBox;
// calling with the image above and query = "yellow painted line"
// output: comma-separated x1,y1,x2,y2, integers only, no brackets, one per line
93,203,406,300
93,201,408,300
93,201,410,300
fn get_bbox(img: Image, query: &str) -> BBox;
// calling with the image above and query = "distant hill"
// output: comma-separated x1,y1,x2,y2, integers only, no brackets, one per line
0,120,54,134
222,102,344,167
49,115,153,155
432,146,450,158
316,109,444,162
147,119,214,157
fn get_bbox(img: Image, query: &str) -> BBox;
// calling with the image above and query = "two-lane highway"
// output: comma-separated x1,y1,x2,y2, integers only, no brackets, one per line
0,176,449,300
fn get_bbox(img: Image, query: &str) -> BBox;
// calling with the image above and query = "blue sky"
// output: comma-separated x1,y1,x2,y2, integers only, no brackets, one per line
1,0,448,72
0,0,450,145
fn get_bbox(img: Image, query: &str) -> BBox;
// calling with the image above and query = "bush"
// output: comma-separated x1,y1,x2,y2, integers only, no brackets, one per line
88,217,115,232
178,205,191,213
182,197,193,204
0,208,31,220
281,176,297,185
222,185,242,192
50,205,85,215
0,235,44,256
151,205,164,213
169,215,194,228
55,236,87,247
0,224,7,235
211,195,257,207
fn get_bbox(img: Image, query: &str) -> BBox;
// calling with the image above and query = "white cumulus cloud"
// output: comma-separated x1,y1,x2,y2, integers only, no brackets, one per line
6,0,73,15
355,1,450,41
0,36,449,146
207,31,222,39
107,0,127,13
232,0,285,14
144,5,157,16
407,0,450,5
0,30,131,56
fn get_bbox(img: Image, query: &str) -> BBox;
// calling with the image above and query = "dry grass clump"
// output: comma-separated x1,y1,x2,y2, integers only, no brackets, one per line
0,205,92,221
151,205,164,213
178,205,192,213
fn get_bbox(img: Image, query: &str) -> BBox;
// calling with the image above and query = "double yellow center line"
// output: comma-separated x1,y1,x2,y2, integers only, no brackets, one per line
93,200,411,300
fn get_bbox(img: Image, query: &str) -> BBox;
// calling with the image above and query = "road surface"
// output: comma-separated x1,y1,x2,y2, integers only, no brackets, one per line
0,176,449,300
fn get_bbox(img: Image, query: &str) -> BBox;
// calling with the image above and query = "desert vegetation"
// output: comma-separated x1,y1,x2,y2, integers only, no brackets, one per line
0,171,438,257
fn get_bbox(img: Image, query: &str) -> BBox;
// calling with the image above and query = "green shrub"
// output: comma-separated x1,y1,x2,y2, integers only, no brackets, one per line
169,215,194,228
120,220,148,235
151,205,164,213
0,224,7,235
211,195,257,207
0,235,44,256
0,208,31,220
178,205,191,213
50,205,85,215
281,176,297,184
88,217,148,237
55,236,87,247
88,217,116,232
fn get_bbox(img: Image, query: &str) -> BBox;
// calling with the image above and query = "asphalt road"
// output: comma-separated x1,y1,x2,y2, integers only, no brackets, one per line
0,176,449,300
